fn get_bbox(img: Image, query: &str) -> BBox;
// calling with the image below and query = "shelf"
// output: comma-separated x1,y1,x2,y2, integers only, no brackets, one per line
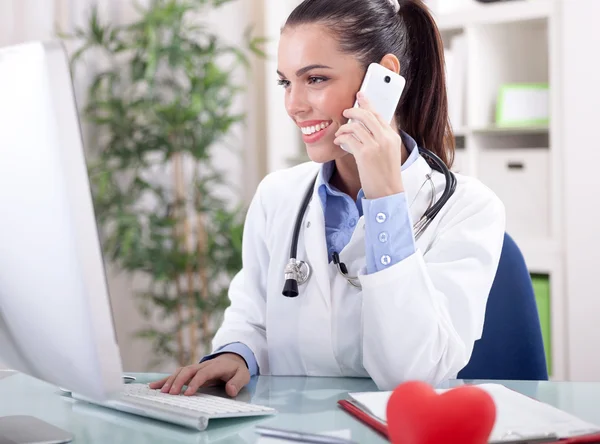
452,125,549,137
434,0,553,32
471,124,549,135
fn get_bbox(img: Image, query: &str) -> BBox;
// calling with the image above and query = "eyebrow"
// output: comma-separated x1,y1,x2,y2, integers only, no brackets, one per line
277,64,333,78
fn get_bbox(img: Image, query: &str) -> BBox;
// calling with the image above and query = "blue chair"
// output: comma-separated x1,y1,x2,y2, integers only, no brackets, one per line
457,233,548,380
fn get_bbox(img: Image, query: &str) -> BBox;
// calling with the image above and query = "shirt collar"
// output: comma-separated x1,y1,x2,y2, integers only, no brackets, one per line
317,130,420,210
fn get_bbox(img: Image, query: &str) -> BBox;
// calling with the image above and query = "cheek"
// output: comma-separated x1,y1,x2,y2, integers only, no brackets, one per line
312,89,354,121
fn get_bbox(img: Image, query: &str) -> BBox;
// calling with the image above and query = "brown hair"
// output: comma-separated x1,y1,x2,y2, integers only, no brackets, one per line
285,0,455,167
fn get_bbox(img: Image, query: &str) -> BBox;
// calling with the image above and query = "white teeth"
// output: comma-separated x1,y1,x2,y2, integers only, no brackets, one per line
301,121,330,135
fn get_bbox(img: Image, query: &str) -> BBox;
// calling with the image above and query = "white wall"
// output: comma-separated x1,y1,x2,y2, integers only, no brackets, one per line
264,0,301,173
561,0,600,381
0,0,267,372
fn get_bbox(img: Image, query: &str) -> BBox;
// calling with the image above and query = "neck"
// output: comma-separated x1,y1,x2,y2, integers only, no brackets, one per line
330,157,361,200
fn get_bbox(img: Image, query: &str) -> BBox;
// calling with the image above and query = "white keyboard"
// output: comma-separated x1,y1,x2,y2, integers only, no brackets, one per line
71,383,276,431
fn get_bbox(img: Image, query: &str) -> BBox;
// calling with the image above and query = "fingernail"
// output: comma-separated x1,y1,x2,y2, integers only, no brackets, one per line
229,384,237,393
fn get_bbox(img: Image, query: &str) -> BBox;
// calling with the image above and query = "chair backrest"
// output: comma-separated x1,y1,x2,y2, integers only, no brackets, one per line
457,233,548,380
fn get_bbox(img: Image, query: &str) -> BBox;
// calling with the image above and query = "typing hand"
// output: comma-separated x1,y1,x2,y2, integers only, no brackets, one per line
148,353,250,397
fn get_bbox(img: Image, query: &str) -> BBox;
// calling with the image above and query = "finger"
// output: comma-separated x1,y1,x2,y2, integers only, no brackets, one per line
169,366,202,395
164,361,214,393
225,367,251,398
161,368,184,393
148,376,169,389
357,92,392,128
335,122,375,146
342,101,385,138
183,369,212,396
184,364,234,396
333,133,362,154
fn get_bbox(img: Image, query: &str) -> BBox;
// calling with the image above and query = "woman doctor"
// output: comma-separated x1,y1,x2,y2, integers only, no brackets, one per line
150,0,505,396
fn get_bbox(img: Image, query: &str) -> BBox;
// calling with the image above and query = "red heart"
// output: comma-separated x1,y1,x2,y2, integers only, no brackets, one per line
386,381,496,444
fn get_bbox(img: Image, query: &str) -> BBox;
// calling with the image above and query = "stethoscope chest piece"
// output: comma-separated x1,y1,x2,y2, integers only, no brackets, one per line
282,258,311,297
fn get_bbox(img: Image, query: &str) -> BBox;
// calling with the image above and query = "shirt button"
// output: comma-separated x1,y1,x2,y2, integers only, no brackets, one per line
349,218,357,227
379,232,388,243
376,212,387,223
381,255,391,266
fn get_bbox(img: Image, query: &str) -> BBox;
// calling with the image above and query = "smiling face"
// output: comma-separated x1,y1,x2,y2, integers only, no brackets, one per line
277,24,365,163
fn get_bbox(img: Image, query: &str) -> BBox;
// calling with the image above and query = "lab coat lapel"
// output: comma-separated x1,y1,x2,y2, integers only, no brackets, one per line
303,184,331,310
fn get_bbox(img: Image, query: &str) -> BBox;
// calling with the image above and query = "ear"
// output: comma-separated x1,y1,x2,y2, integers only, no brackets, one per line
379,53,401,74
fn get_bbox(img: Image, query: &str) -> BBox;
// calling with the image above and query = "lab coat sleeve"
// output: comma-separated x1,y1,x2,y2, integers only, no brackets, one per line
359,187,505,390
209,179,270,375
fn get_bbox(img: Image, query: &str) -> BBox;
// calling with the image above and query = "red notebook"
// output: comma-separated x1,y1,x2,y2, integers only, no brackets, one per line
338,398,389,439
337,385,600,444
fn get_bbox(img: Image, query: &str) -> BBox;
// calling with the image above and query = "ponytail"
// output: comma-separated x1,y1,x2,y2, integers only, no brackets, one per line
396,0,454,167
285,0,455,167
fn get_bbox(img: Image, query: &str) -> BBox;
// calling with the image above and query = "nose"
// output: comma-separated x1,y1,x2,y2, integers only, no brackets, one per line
285,84,310,118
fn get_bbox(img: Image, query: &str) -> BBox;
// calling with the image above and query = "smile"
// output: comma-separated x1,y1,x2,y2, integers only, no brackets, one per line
300,121,331,135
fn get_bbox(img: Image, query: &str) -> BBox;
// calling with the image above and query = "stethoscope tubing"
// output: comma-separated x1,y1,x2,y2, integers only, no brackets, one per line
282,147,456,297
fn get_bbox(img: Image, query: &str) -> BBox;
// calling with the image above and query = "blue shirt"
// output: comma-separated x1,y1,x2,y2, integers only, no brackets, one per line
201,132,420,376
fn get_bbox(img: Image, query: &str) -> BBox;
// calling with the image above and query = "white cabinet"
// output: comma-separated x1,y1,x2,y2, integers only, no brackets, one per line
477,148,550,240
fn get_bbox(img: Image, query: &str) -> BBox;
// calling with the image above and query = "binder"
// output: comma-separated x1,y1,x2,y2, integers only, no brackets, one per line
337,383,600,443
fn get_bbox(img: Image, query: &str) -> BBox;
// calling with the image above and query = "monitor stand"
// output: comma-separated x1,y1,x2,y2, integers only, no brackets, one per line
0,415,73,444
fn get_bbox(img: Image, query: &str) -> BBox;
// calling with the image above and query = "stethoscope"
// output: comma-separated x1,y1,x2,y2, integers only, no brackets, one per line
282,147,457,297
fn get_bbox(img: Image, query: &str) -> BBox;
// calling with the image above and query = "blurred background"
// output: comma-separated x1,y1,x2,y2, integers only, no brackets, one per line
1,0,599,384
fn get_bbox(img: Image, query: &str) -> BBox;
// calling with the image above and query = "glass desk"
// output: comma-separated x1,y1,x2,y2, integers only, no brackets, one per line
1,371,600,443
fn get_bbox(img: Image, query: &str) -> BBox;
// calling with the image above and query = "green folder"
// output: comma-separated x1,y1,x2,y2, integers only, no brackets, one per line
496,83,550,127
531,274,552,376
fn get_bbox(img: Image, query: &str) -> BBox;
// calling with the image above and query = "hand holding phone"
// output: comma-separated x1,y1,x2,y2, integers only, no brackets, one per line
340,63,406,153
334,63,407,199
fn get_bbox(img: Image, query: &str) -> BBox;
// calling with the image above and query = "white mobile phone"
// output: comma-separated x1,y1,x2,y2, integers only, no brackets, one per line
340,63,406,153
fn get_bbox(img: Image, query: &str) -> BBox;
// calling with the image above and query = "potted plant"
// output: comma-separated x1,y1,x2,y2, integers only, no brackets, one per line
61,0,265,369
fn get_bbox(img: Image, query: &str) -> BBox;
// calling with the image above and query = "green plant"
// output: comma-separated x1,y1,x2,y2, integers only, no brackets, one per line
62,0,265,369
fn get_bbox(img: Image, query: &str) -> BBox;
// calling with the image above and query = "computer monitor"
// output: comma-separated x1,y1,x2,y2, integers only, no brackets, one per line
0,40,124,403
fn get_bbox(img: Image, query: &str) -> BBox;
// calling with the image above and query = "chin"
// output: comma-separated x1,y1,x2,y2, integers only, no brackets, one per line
305,143,347,164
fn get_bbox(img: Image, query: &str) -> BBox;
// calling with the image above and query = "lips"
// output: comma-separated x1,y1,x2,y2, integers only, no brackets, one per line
298,120,333,144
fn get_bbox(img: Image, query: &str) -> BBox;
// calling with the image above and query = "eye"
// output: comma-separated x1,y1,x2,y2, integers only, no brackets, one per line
308,76,328,85
277,79,290,89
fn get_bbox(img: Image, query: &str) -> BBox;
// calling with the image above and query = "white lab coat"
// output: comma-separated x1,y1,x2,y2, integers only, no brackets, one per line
211,154,506,390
